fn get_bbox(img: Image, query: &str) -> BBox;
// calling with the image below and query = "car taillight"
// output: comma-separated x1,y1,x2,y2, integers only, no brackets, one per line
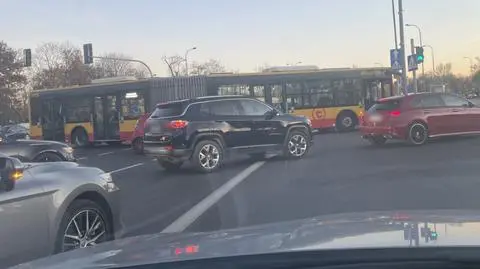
389,110,401,117
168,120,188,129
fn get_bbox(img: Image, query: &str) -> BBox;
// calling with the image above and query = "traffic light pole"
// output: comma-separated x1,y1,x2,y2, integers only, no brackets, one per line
398,0,408,95
92,56,154,78
410,38,418,92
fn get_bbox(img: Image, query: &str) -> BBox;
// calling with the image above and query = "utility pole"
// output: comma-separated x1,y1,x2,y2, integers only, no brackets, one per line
392,0,398,49
411,38,418,92
398,0,408,95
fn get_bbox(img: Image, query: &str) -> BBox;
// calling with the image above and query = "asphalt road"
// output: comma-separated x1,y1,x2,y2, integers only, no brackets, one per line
75,132,480,238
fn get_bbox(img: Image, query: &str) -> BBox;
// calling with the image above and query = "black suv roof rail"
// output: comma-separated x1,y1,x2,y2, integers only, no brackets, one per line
155,95,255,108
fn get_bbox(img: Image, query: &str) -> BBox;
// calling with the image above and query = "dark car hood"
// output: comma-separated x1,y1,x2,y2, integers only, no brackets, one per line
12,210,480,269
10,139,68,146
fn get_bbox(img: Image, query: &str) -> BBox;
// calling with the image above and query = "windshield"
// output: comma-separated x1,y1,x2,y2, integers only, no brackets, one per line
368,99,402,113
3,1,480,268
150,103,186,118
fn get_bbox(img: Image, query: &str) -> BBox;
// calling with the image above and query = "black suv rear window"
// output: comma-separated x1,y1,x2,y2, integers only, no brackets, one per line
151,102,186,118
368,99,402,113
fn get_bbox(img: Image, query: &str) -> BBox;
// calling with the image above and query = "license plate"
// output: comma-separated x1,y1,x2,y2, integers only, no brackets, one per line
370,114,383,122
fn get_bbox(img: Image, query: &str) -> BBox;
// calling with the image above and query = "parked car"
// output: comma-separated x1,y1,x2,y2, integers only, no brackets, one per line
143,96,313,173
360,92,479,146
0,123,30,140
0,154,122,268
130,112,151,154
0,135,77,162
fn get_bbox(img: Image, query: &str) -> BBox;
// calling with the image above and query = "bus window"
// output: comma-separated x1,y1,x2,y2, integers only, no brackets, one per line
253,86,265,102
64,98,92,123
304,80,333,108
286,83,303,108
121,92,145,120
332,79,362,106
218,84,250,96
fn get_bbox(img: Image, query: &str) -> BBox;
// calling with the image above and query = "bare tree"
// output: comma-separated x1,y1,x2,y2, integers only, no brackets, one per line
435,63,453,78
0,41,27,123
189,59,226,75
162,55,186,77
91,52,148,79
31,41,90,90
163,55,227,77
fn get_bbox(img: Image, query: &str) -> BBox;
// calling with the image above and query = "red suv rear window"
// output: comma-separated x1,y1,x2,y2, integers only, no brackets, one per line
368,99,403,113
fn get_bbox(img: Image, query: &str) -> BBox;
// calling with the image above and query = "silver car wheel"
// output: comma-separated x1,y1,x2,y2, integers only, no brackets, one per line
199,144,220,169
288,134,307,157
62,209,107,251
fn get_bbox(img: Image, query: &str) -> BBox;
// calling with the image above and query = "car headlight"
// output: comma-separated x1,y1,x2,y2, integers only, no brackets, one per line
100,173,113,182
63,147,74,154
305,118,312,126
100,173,118,192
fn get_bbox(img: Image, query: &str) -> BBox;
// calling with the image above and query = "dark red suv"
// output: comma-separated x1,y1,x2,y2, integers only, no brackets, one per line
360,92,479,146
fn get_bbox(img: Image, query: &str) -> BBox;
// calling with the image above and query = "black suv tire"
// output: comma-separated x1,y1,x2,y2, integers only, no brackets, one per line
191,140,223,173
284,129,310,159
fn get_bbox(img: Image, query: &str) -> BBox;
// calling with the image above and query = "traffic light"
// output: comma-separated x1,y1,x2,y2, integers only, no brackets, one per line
23,49,31,67
415,46,424,64
83,43,93,64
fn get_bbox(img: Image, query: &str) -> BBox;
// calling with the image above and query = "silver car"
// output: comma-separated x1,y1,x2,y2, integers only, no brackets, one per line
0,154,122,268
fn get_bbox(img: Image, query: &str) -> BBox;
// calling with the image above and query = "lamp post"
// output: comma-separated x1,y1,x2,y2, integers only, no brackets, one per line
184,47,197,76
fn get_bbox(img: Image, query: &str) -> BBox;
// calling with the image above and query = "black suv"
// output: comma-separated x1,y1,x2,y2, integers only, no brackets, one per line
143,96,313,173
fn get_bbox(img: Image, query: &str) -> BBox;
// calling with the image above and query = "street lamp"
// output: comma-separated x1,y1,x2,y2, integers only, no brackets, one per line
423,45,436,76
184,47,197,76
405,24,424,76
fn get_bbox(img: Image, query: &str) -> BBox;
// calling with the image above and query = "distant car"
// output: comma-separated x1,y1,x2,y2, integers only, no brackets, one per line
0,123,30,140
130,112,151,154
143,96,313,173
360,92,480,146
0,135,77,162
0,154,122,268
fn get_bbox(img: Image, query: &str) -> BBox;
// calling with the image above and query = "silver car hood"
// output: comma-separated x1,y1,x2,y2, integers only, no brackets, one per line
12,210,480,269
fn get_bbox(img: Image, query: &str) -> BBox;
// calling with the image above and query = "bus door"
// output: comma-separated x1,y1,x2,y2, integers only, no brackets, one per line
41,99,65,142
93,95,120,141
363,80,382,110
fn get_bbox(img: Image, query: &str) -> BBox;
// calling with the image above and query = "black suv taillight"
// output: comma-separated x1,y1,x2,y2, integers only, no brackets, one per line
167,120,188,129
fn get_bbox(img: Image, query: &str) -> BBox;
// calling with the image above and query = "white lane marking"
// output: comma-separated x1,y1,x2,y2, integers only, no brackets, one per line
77,157,87,160
162,161,266,233
108,163,144,174
98,151,115,156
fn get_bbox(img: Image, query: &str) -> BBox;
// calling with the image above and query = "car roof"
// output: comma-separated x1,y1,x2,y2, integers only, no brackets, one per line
377,92,441,102
155,95,252,107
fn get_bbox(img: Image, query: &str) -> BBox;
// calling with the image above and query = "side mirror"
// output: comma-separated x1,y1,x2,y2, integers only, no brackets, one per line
0,156,24,192
265,109,279,119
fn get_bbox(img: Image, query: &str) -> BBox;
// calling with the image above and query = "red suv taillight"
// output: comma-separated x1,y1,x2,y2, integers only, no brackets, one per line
168,120,189,129
389,110,401,117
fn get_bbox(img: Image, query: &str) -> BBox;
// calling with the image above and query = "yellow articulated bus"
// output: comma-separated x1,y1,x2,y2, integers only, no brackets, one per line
206,67,396,131
29,77,150,147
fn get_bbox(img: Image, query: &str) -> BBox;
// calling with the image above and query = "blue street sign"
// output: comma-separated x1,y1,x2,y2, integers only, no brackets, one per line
390,49,403,70
407,55,418,71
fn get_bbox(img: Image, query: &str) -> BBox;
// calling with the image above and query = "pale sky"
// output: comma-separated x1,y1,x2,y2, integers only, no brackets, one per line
2,0,479,76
